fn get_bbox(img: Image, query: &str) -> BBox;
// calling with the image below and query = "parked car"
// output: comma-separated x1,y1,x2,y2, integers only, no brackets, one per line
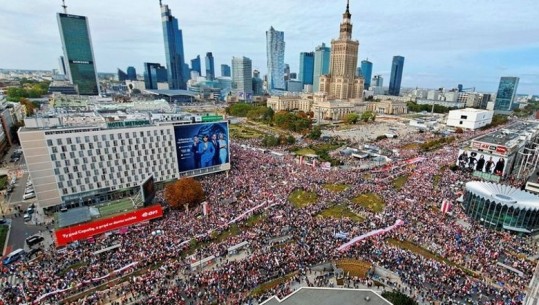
26,235,44,247
6,186,13,193
24,188,34,195
26,206,34,215
23,213,31,221
23,193,35,200
2,249,25,265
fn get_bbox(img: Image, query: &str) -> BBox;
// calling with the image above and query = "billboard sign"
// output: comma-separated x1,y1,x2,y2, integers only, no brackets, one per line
55,205,163,246
457,149,507,177
173,122,230,174
471,141,509,156
140,175,156,206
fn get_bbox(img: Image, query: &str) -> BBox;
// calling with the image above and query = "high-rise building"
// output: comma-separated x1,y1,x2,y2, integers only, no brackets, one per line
388,56,405,96
299,52,315,86
58,56,67,75
221,64,231,77
232,56,253,97
493,77,520,113
127,66,137,81
373,75,383,87
361,59,373,89
356,67,362,77
160,2,187,89
191,55,201,75
117,68,128,81
205,52,215,80
266,26,286,92
252,70,264,96
57,13,100,95
313,43,330,92
319,1,364,100
144,62,168,90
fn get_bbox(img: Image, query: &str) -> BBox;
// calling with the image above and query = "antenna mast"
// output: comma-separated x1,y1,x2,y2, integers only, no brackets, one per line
61,0,67,13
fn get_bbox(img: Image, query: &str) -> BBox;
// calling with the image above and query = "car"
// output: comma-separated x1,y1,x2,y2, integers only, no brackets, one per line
26,206,34,215
2,249,25,265
6,186,13,193
23,193,35,200
25,235,44,247
23,213,31,221
26,180,32,187
24,188,34,195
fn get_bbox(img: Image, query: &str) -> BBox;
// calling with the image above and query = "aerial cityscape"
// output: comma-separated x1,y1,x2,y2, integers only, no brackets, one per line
0,0,538,304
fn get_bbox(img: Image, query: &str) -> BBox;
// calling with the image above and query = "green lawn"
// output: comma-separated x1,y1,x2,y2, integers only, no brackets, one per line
250,272,297,297
351,193,385,213
323,184,350,192
97,199,135,218
294,148,317,156
229,124,266,139
288,189,318,208
433,174,441,189
318,204,364,222
0,225,8,254
392,175,409,191
336,259,372,278
243,214,266,228
0,175,7,190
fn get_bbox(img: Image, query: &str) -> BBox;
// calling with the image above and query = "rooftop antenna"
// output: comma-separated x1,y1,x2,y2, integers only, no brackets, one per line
61,0,67,13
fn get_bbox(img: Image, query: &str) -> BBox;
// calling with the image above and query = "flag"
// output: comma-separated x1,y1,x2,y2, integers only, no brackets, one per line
202,201,210,216
299,156,304,165
312,159,316,168
441,199,451,214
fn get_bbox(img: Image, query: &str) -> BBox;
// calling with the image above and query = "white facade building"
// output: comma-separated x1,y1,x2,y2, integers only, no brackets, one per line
446,108,493,130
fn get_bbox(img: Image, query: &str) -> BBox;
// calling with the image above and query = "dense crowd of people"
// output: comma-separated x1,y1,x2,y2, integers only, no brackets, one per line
0,124,536,305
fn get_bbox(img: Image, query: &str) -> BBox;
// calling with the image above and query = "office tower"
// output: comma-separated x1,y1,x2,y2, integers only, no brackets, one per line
299,52,314,85
57,13,100,95
232,56,253,97
127,66,137,81
58,56,67,75
205,52,215,80
373,75,383,87
266,26,286,92
388,56,405,96
319,1,363,100
458,84,463,92
144,62,168,90
356,67,362,77
160,2,187,89
287,80,303,93
221,64,231,77
252,70,263,96
117,68,128,81
289,72,297,80
361,59,373,89
313,43,330,92
284,64,290,81
494,77,520,112
191,55,201,75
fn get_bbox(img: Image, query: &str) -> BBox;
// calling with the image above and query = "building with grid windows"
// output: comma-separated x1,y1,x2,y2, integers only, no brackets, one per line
19,113,230,211
462,181,539,233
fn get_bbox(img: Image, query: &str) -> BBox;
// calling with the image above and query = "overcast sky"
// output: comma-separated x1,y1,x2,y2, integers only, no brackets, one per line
1,0,538,94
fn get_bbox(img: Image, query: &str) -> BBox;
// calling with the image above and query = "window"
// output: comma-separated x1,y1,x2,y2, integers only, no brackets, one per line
459,121,463,125
47,139,53,146
460,115,468,119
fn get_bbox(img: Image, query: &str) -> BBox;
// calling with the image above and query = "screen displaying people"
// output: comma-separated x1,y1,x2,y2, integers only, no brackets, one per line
456,150,506,176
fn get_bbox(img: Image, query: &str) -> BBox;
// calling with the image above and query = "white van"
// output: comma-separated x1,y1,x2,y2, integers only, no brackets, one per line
23,193,35,200
2,248,25,265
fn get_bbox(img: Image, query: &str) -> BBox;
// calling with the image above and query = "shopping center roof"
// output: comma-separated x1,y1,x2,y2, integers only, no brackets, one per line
466,181,539,210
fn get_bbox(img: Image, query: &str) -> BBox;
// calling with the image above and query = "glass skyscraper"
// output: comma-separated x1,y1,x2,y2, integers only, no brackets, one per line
191,55,201,75
313,43,330,93
232,56,253,97
126,66,137,81
360,60,373,89
57,13,99,95
205,52,215,80
494,77,520,112
144,62,167,90
266,27,286,92
117,69,128,82
221,64,231,77
161,3,187,89
299,52,315,86
388,56,405,96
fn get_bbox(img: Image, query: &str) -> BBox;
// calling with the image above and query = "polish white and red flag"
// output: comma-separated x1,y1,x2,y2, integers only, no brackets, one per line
441,199,451,214
202,201,210,216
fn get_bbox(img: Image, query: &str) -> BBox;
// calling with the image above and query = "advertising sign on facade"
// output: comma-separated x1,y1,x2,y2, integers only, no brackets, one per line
140,175,156,206
173,122,230,174
55,205,163,246
456,149,507,176
471,141,508,156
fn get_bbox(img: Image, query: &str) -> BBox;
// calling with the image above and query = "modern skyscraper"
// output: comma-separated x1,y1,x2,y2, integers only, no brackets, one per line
191,55,201,75
494,77,520,113
361,59,373,89
319,1,364,100
356,67,362,77
299,52,315,86
388,56,405,96
221,64,231,77
231,56,253,97
160,2,187,89
313,43,330,92
126,66,137,81
117,68,128,81
57,13,100,95
252,70,263,96
144,62,168,90
205,52,215,80
58,56,67,75
373,75,383,87
266,26,286,92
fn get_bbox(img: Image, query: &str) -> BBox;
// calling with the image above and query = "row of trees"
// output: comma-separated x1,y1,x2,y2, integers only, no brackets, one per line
406,101,453,113
419,136,456,151
343,111,376,124
5,80,50,102
261,134,296,147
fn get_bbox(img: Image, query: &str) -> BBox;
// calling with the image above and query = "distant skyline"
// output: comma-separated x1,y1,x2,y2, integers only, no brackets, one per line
0,0,538,94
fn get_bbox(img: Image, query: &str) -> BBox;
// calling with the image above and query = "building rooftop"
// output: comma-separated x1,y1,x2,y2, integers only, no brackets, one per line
144,89,196,97
260,288,392,305
466,181,539,211
473,121,539,147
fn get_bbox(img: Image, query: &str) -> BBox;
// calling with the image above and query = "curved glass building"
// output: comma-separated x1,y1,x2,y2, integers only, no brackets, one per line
463,181,539,233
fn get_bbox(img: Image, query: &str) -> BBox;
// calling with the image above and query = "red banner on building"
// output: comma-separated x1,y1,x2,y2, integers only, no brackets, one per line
55,205,163,247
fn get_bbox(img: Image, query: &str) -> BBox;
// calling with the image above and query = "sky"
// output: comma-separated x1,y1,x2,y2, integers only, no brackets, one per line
1,0,538,94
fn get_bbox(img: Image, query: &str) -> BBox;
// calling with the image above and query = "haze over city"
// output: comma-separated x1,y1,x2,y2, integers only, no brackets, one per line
1,0,538,93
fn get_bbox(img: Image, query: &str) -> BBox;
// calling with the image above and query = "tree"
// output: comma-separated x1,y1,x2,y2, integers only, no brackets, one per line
361,110,375,122
381,291,418,305
307,125,322,139
344,113,360,124
164,178,205,211
19,98,38,116
286,135,296,145
455,127,464,134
